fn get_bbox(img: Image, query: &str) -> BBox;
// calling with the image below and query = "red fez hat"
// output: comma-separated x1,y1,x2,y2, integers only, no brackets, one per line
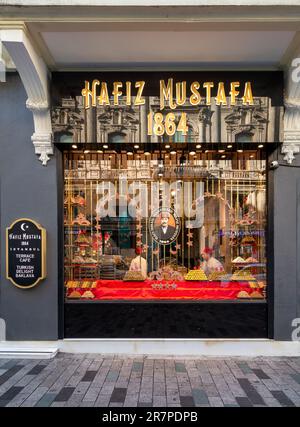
136,247,143,255
202,247,213,255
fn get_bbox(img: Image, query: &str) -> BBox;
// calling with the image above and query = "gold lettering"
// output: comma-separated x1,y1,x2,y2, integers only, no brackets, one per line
242,82,254,105
81,79,99,109
176,81,186,106
135,81,146,106
189,82,201,106
112,82,123,105
203,82,214,105
160,79,177,110
230,82,240,105
98,82,110,106
126,81,131,106
215,82,227,106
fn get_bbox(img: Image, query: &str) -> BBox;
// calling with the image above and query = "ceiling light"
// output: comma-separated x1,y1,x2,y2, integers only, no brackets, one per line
196,144,201,149
103,144,108,149
258,144,264,148
165,144,170,149
227,144,232,148
170,150,177,155
221,155,226,159
72,144,77,149
218,149,225,153
134,144,139,149
189,151,196,156
237,149,243,153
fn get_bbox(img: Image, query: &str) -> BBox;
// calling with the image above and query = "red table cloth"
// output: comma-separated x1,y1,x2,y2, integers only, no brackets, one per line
67,279,263,300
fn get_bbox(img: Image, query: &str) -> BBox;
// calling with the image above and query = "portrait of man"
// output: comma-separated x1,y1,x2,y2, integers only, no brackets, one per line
151,209,179,244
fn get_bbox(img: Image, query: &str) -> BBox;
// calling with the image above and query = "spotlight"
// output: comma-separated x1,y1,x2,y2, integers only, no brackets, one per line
103,144,108,149
165,144,170,149
196,144,201,149
134,144,139,149
227,144,232,148
72,144,77,149
258,144,264,148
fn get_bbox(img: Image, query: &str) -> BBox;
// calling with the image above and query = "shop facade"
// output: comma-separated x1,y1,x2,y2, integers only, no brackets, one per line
0,2,300,355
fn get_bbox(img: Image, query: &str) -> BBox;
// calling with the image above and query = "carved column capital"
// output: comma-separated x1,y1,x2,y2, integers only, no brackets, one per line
283,83,300,163
1,28,53,165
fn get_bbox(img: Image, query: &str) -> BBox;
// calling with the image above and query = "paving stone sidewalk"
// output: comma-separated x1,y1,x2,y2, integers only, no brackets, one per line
0,354,300,407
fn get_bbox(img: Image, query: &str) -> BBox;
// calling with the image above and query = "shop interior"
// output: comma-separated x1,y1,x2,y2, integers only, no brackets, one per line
63,143,267,302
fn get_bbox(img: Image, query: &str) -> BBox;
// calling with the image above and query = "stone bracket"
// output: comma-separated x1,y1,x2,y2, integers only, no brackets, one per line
0,27,53,165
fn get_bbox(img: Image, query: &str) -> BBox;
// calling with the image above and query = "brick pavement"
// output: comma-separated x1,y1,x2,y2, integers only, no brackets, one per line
0,354,299,407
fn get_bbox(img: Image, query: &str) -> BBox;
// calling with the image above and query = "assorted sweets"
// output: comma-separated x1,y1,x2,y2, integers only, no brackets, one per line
66,280,97,289
237,290,264,299
232,256,258,263
208,270,226,281
230,270,256,281
123,270,146,281
185,269,208,281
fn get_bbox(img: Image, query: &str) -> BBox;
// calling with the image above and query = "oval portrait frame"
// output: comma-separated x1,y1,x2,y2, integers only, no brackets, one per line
149,207,181,245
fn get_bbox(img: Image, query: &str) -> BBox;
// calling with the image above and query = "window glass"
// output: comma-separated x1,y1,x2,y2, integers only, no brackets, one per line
64,149,267,301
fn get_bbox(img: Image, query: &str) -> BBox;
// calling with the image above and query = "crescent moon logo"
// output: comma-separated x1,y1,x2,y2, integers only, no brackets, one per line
20,222,27,232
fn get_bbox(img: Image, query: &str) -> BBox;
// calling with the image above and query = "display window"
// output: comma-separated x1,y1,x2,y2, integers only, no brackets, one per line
64,146,267,302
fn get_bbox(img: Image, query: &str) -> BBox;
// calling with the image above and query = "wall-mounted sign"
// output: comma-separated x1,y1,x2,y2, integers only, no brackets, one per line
81,78,254,136
52,71,284,144
6,218,46,289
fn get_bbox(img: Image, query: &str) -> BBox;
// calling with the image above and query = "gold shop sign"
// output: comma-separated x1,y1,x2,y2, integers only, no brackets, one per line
6,218,47,289
81,78,254,137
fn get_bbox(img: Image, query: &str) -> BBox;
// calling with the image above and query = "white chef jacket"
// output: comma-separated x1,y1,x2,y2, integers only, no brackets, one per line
129,255,147,279
201,257,224,276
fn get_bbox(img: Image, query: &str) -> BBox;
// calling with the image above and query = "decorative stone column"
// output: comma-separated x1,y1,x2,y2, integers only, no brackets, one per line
282,60,300,164
0,26,53,165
